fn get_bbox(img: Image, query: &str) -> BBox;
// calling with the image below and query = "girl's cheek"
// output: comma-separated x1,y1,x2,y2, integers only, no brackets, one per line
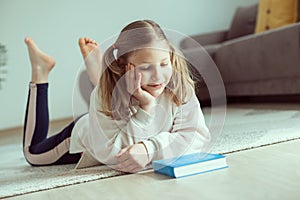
165,67,173,79
139,71,150,85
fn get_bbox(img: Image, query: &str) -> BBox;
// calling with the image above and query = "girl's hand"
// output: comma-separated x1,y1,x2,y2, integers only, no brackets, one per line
113,143,150,173
125,63,156,113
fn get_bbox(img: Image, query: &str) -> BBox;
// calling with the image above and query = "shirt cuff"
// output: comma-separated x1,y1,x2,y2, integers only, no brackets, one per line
140,140,157,162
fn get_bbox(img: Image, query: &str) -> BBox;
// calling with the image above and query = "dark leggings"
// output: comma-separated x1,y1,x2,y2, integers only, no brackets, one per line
23,83,81,166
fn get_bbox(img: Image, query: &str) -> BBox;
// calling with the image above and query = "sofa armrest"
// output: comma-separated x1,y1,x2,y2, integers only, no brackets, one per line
214,23,300,83
180,30,228,50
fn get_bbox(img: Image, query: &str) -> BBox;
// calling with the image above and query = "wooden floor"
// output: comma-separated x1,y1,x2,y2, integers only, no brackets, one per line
1,115,300,200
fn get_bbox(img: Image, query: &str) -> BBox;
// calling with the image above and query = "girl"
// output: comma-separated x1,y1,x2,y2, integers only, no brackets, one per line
23,20,210,173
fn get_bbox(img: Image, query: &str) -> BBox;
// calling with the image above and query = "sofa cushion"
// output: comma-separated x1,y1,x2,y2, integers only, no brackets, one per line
255,0,298,33
226,4,258,40
203,44,222,58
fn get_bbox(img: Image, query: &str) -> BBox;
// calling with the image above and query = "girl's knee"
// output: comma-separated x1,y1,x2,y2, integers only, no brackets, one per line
23,146,43,166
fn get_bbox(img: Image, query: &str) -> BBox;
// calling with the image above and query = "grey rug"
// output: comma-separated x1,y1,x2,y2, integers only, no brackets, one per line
208,106,300,154
1,105,300,199
0,144,125,199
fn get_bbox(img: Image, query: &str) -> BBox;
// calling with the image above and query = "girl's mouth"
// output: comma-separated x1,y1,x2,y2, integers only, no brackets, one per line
147,83,163,89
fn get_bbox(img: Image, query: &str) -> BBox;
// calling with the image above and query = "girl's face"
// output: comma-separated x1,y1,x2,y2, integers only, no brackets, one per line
127,48,172,98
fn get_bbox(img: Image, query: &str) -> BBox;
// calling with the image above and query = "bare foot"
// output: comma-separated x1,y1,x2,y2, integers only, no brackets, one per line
78,37,100,59
78,37,102,86
24,37,55,83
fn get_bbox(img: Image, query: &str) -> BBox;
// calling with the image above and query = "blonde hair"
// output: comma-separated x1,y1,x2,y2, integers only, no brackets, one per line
99,20,195,119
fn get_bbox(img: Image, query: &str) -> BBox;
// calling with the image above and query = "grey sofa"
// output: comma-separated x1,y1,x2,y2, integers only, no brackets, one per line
180,3,300,105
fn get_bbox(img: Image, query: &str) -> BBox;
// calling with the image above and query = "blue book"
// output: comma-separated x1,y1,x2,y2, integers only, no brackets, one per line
152,153,228,178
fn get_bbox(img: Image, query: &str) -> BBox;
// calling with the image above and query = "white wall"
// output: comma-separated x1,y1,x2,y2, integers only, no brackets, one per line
0,0,258,130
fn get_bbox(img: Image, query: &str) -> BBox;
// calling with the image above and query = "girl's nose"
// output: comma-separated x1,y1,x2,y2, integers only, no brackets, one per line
151,65,161,81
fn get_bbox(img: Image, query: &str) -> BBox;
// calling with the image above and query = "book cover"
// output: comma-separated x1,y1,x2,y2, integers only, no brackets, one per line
152,153,228,178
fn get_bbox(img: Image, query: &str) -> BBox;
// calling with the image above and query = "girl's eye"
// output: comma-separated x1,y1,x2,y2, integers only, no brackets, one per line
161,62,169,66
139,65,150,70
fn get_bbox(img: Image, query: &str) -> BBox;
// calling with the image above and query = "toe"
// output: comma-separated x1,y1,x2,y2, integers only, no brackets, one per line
78,38,85,46
24,37,32,45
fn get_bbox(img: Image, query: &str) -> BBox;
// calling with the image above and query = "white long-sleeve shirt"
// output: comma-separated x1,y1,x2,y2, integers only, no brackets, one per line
70,86,210,168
